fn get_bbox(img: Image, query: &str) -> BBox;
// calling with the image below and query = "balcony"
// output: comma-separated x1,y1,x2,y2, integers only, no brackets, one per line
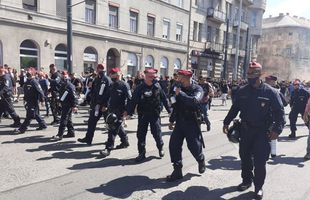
210,42,224,53
243,0,254,5
207,7,226,23
233,20,248,31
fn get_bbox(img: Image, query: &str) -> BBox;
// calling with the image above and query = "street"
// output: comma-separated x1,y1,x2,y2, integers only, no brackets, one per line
0,99,310,200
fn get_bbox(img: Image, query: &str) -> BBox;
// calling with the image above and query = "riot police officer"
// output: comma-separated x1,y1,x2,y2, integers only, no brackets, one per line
78,64,111,145
15,68,47,134
52,71,78,140
127,68,171,162
223,62,285,200
100,68,131,157
288,79,310,138
166,70,206,182
49,64,61,125
0,66,20,126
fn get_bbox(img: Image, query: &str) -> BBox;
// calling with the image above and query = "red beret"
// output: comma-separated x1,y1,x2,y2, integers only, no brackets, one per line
144,68,158,74
109,67,121,74
177,69,193,77
97,64,104,70
265,75,277,81
249,62,262,69
61,71,69,76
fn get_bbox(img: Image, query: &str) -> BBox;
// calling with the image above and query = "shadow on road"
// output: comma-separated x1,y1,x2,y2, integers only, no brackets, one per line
278,134,308,142
207,156,240,171
267,154,305,167
162,185,255,200
87,174,200,199
69,156,161,170
2,135,52,144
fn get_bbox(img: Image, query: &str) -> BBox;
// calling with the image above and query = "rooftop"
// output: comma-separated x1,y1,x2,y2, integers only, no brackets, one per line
263,13,310,29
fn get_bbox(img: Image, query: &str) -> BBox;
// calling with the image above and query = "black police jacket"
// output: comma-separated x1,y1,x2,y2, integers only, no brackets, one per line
169,83,204,123
0,74,12,98
23,78,45,105
128,81,171,116
290,88,310,111
90,73,112,107
108,80,132,114
49,71,61,92
224,83,285,134
59,80,78,108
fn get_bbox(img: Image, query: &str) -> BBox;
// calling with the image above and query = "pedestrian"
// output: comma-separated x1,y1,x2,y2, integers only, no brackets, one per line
288,79,310,138
220,80,229,106
0,65,21,126
77,64,111,145
166,70,206,182
48,64,62,125
303,97,310,160
223,62,285,200
38,71,50,117
15,68,47,134
52,71,78,140
100,68,131,157
127,68,171,162
198,76,213,131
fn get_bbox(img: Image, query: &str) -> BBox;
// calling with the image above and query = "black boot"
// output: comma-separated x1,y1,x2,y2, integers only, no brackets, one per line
135,152,146,162
288,131,296,138
10,117,21,128
77,137,92,145
63,132,75,138
198,159,206,174
115,141,129,149
166,163,183,182
100,149,111,158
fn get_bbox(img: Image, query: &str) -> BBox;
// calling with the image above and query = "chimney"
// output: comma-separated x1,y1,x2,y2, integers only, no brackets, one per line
269,15,272,18
300,17,306,20
279,13,284,16
286,13,289,16
293,15,298,18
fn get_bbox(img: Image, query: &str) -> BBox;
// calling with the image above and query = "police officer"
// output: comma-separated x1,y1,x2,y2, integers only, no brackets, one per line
127,68,171,162
100,68,131,157
288,79,310,138
166,70,206,182
49,64,61,125
198,76,213,131
0,66,20,126
78,64,111,145
223,62,285,200
15,68,47,134
52,71,78,140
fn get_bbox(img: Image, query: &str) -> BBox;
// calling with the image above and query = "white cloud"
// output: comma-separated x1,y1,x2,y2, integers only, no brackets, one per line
265,0,310,19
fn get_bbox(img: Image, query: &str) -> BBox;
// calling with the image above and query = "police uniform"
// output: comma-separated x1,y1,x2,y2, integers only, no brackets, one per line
289,80,310,138
78,64,111,145
0,69,20,126
49,67,62,124
167,70,206,182
17,68,47,133
53,72,78,140
128,68,171,162
100,68,132,157
223,62,285,198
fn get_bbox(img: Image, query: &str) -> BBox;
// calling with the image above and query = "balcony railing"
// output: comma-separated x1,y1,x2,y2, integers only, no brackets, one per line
233,20,248,31
210,42,224,53
207,7,226,23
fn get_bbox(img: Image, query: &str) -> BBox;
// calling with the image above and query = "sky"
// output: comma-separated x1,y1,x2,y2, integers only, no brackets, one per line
264,0,310,19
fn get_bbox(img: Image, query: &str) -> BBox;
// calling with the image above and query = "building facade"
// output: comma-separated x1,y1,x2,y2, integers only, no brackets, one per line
258,13,310,80
189,0,265,79
0,0,190,76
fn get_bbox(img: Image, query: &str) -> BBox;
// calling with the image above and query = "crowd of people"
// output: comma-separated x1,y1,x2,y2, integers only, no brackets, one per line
0,61,310,200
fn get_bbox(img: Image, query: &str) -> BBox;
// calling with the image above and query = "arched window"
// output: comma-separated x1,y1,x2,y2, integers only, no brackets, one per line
0,40,3,66
174,58,181,72
55,44,67,71
144,55,154,69
127,53,138,76
83,46,97,72
20,39,39,69
160,56,168,76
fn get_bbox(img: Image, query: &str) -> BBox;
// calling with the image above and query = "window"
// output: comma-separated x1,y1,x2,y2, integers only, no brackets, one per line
55,44,67,71
215,28,220,43
56,0,66,18
130,11,138,33
23,0,37,11
207,26,212,42
176,24,183,42
147,16,155,37
233,34,237,48
163,19,170,39
20,40,39,69
193,21,198,41
145,55,154,68
198,23,203,42
160,57,169,76
85,0,96,24
251,11,258,27
109,5,118,29
226,2,232,20
177,0,183,7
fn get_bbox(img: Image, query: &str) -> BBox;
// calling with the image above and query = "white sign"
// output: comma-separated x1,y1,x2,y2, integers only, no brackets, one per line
83,53,97,62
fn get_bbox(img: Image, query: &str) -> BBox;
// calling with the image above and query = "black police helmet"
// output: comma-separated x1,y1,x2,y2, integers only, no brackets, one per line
105,113,119,130
227,120,241,143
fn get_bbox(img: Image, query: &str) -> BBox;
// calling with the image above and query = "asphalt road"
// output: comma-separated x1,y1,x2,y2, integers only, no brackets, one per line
0,99,309,200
